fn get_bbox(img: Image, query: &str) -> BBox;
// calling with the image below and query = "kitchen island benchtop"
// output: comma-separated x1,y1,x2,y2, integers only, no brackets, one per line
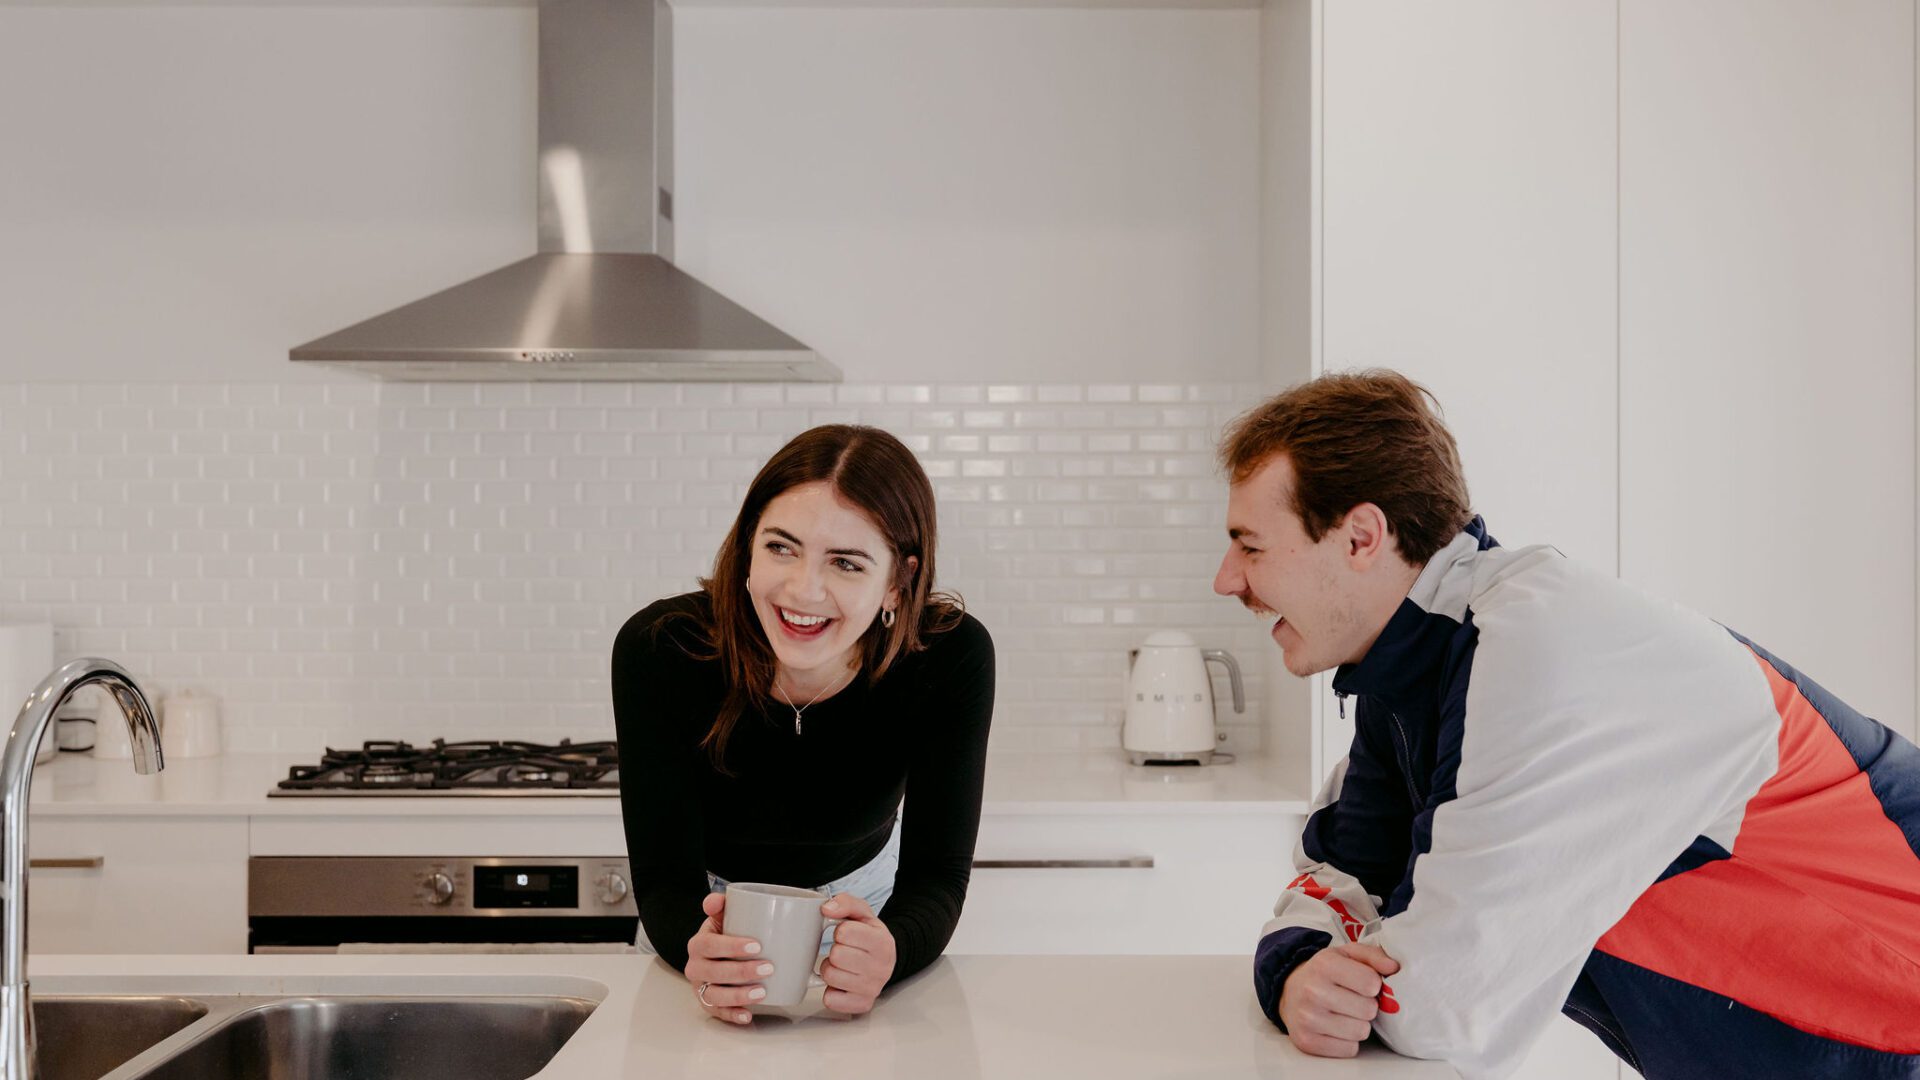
34,952,1453,1079
26,751,1311,817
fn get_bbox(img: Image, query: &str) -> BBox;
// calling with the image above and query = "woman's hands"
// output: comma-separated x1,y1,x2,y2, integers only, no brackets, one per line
683,890,897,1022
819,893,896,1015
684,892,769,1025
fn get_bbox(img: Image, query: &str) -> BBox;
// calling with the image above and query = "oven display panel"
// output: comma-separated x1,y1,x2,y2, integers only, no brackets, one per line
474,865,580,909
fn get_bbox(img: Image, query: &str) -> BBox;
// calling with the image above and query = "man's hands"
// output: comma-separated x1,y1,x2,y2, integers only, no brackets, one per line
1277,943,1402,1058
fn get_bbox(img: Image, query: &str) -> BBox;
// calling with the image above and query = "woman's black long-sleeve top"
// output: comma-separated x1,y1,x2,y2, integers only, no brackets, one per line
611,591,995,984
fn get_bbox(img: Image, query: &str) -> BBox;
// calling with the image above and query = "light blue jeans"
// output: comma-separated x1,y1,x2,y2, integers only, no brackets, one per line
635,816,901,958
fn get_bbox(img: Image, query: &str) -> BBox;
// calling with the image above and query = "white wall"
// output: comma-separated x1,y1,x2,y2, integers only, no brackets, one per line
671,6,1264,384
1258,0,1317,784
0,6,1264,389
0,6,536,384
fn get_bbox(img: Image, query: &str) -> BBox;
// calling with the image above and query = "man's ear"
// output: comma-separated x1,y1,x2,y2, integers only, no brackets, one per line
1343,504,1393,570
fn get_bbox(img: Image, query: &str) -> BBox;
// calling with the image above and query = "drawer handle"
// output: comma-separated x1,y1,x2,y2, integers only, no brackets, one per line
971,857,1154,870
30,857,104,870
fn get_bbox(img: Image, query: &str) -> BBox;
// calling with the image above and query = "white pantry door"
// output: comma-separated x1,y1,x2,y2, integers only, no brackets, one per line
1619,0,1917,743
1317,3,1621,1077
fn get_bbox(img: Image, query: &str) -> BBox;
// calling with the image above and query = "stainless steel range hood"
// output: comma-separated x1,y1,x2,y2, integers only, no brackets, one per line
291,0,835,383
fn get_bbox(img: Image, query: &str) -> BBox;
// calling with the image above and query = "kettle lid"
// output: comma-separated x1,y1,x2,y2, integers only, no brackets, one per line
1139,630,1198,649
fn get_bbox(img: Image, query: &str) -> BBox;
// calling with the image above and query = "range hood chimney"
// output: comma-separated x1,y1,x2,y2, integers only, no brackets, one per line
291,0,836,383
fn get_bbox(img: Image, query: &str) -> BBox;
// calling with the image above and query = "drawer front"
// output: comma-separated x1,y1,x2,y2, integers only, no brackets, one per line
951,812,1299,955
29,816,248,954
248,815,628,857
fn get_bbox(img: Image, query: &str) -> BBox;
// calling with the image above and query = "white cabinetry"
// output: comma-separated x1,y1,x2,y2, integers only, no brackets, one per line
1300,3,1625,1077
1311,0,1621,782
1618,0,1917,741
1319,0,1619,570
28,815,248,955
1281,1,1916,1076
948,810,1295,956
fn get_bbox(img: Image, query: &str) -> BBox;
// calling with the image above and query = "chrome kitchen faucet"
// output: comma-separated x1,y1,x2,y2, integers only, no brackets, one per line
0,659,162,1080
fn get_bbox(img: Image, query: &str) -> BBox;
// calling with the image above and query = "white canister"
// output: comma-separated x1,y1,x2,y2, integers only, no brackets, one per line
0,623,55,764
161,688,222,758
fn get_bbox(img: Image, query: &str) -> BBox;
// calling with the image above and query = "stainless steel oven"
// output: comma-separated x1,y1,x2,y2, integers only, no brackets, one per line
248,856,638,954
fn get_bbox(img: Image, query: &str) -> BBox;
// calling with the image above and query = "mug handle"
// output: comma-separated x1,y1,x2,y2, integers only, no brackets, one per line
807,914,843,995
816,915,844,970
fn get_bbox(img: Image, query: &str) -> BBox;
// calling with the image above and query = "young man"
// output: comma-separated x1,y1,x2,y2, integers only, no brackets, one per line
1216,370,1920,1080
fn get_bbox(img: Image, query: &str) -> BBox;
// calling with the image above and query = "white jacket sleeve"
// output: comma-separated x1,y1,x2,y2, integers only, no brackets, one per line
1364,591,1779,1079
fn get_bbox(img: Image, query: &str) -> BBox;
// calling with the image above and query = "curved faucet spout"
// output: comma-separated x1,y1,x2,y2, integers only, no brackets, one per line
1,658,163,1079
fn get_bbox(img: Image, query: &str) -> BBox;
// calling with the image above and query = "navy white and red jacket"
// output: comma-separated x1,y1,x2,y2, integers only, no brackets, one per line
1254,518,1920,1079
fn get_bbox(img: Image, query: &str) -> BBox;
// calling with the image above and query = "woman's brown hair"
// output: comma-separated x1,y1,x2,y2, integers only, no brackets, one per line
1218,369,1473,565
668,424,963,769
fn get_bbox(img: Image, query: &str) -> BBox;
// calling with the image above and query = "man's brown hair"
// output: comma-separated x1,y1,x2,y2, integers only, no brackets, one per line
1219,369,1473,565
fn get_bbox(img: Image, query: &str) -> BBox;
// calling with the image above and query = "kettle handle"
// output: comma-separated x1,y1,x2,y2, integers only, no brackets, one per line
1200,650,1245,714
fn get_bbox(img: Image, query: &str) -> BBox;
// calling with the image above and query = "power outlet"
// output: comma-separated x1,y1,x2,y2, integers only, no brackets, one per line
1214,725,1255,757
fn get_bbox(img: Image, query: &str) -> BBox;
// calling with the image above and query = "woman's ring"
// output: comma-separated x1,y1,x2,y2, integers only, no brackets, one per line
697,981,714,1008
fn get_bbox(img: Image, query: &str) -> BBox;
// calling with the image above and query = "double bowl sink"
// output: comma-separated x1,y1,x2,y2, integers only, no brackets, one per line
37,992,596,1080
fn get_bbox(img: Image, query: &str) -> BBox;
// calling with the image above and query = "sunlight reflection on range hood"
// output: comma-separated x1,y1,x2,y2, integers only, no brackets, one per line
290,0,835,383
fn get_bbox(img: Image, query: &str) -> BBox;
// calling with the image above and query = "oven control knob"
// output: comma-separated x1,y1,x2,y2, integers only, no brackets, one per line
597,872,630,906
424,872,456,906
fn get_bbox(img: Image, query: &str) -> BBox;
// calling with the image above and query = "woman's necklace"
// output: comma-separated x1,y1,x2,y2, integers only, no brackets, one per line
775,666,856,736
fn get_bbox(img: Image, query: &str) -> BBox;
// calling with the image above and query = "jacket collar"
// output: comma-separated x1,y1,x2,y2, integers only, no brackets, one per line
1330,517,1496,705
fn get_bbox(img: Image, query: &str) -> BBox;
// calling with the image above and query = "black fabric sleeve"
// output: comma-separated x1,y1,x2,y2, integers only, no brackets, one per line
611,600,712,972
879,614,995,984
1300,696,1417,904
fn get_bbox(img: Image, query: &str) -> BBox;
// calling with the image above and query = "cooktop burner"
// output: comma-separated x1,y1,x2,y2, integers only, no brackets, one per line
270,739,620,797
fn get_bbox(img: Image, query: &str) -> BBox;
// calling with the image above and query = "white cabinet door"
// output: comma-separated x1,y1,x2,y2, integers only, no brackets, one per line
1313,7,1622,1077
1619,0,1916,741
1320,0,1619,571
28,815,248,954
947,811,1294,955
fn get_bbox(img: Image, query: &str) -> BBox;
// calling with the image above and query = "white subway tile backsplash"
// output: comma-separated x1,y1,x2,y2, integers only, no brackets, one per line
0,381,1274,754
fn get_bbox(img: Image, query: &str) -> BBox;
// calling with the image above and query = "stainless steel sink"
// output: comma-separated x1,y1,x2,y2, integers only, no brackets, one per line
119,996,596,1080
32,997,208,1080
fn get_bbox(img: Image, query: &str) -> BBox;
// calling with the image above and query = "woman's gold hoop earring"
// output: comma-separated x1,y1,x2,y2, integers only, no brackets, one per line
880,608,897,629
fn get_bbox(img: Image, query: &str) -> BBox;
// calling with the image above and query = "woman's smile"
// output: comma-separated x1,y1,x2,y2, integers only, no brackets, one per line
774,606,835,639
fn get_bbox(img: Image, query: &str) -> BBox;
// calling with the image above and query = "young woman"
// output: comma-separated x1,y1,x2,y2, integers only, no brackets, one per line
611,424,995,1024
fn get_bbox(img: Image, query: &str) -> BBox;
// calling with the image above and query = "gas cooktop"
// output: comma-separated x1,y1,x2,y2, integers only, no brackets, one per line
270,739,620,797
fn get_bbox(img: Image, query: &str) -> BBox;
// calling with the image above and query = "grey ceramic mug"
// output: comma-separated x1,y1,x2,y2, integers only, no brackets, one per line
722,882,836,1008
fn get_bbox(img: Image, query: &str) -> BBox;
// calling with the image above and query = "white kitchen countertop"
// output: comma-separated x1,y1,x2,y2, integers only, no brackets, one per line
26,751,1311,817
33,952,1452,1079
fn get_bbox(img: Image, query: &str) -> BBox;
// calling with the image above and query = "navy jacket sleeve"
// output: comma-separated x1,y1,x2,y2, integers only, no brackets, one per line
1254,696,1416,1028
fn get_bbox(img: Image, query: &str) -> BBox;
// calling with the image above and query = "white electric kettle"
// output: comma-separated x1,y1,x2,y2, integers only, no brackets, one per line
1122,631,1244,766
